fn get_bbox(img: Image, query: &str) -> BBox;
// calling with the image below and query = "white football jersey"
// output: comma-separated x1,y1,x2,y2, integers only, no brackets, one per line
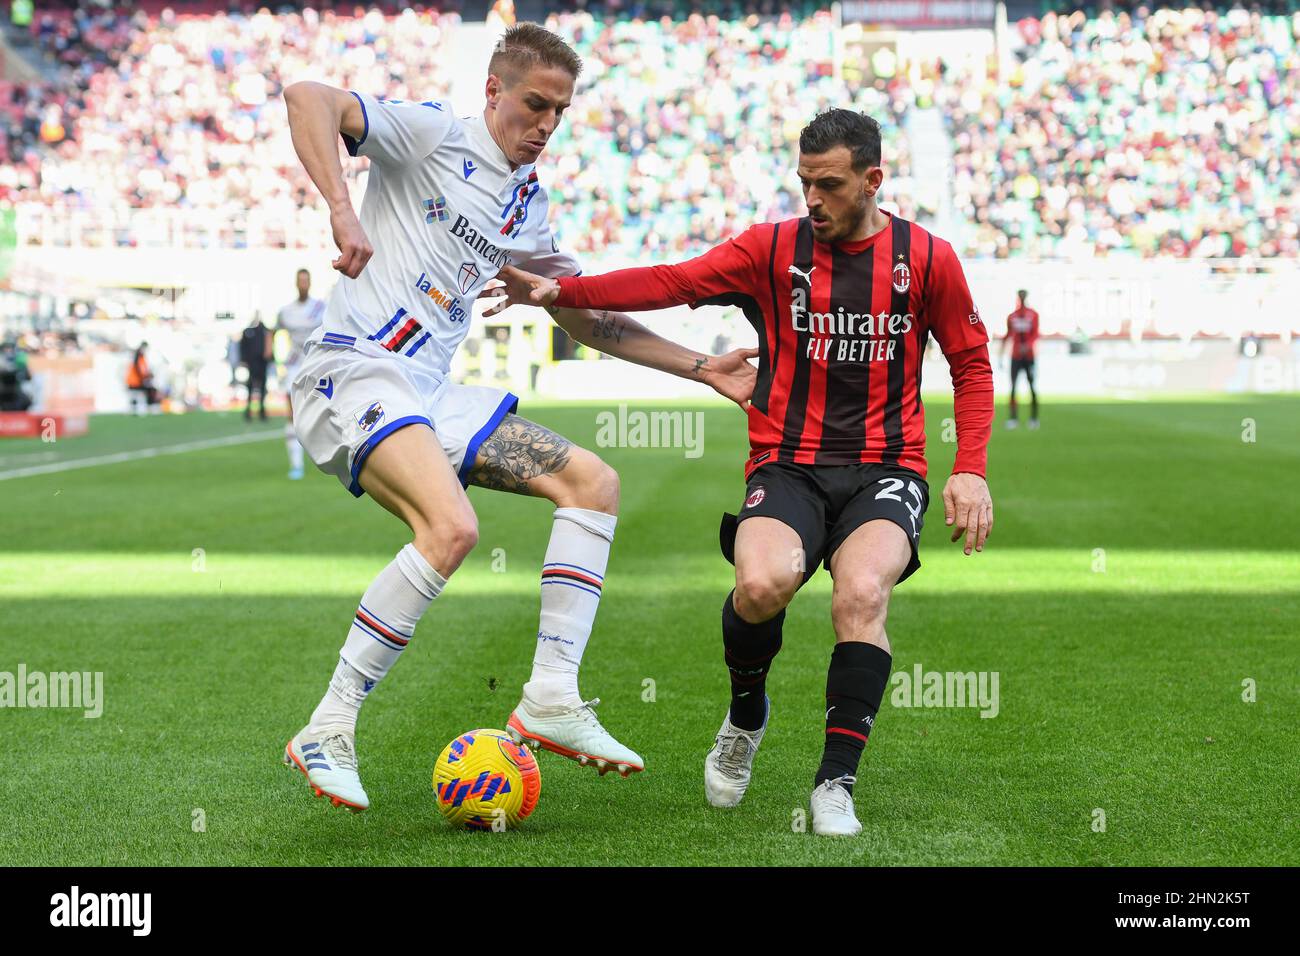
277,296,326,363
312,92,582,380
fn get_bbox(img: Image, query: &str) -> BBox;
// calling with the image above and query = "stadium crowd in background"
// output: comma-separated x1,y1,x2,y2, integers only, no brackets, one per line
11,3,460,242
942,6,1300,259
0,1,1296,261
542,8,916,260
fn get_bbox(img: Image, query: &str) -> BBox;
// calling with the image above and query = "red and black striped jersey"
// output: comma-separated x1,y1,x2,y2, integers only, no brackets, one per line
1006,307,1039,361
554,212,994,479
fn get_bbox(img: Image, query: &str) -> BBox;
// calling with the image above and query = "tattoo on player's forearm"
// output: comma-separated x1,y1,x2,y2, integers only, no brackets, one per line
467,414,573,494
591,310,624,343
691,357,707,376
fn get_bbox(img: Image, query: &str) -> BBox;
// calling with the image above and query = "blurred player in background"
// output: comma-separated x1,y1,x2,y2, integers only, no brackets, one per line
1002,290,1039,429
279,23,757,812
487,109,994,836
239,314,273,421
276,268,326,479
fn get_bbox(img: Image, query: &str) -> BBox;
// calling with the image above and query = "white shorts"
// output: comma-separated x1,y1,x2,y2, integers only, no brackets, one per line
290,338,517,497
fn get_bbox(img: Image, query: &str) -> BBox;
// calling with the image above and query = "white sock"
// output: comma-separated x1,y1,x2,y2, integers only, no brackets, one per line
523,507,617,707
308,657,372,735
286,423,304,471
308,543,446,735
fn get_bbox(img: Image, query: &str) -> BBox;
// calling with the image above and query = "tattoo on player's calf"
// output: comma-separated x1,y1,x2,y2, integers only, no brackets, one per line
470,415,572,492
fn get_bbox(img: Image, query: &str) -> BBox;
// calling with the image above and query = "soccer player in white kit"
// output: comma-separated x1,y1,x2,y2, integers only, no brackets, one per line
280,23,758,811
276,268,326,479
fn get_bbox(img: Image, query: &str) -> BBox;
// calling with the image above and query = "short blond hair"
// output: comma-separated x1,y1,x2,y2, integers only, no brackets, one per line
489,22,582,87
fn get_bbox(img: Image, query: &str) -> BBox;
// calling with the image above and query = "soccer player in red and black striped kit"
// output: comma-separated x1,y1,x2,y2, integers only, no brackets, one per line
485,110,994,836
1002,289,1040,429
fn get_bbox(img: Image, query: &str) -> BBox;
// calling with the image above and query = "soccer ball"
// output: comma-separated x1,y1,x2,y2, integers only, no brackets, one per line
432,728,541,831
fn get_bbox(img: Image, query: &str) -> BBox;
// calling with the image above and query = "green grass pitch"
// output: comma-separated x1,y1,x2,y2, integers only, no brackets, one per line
1,396,1297,866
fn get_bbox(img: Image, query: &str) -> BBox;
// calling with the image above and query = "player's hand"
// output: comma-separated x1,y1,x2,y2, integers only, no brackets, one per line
330,206,373,278
481,265,560,316
943,472,993,555
698,348,759,410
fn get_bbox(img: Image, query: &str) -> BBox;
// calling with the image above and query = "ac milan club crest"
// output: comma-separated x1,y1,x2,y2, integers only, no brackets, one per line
745,486,766,509
892,261,911,294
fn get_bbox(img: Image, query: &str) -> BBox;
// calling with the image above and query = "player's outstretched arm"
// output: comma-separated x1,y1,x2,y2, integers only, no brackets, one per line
481,267,756,405
482,231,768,405
551,305,759,410
482,262,697,316
483,227,761,318
283,81,373,278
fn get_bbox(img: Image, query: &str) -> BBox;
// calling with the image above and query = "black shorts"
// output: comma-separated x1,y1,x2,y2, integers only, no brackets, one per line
1010,358,1035,379
719,461,930,585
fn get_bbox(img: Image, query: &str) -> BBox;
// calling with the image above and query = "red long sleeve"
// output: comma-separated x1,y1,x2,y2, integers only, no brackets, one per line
947,344,994,478
554,225,766,312
556,264,696,311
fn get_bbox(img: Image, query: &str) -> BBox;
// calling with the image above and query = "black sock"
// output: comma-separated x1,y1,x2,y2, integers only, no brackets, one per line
722,590,783,731
815,642,893,793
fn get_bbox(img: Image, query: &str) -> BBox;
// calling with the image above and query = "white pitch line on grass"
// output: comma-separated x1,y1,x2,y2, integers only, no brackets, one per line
0,429,284,481
0,450,60,467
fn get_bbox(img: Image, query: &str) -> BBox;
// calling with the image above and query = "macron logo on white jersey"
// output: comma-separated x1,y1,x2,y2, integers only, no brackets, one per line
463,159,477,179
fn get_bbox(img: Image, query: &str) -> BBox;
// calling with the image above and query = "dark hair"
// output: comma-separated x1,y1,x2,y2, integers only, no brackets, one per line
799,110,881,171
489,22,583,87
297,268,310,278
1017,289,1028,301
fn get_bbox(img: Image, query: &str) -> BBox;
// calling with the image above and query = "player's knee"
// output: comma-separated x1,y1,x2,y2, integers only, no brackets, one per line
831,575,891,627
734,569,796,622
412,512,478,572
446,517,480,562
559,448,620,514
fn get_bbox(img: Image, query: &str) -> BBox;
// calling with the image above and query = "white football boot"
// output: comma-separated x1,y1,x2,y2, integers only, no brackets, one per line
704,696,770,808
507,695,643,776
810,775,862,836
284,728,370,812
